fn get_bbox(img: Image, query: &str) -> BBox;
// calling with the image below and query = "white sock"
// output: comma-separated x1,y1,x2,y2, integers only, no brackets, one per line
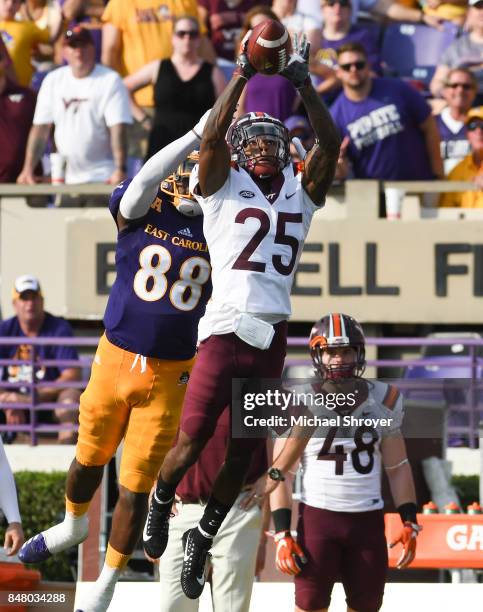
75,564,120,612
42,512,89,554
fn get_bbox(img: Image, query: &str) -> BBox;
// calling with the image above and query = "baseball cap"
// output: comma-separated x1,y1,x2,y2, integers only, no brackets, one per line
285,115,311,134
64,26,94,47
465,106,483,124
12,275,42,299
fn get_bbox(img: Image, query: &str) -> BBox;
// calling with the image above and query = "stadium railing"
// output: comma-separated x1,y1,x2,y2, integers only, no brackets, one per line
0,337,97,445
1,336,482,446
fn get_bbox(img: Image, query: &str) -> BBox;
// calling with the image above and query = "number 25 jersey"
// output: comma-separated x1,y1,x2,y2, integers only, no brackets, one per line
300,381,404,513
103,180,211,360
192,163,319,328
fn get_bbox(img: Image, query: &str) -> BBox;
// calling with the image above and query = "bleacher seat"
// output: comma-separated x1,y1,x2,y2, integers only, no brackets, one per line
381,22,459,89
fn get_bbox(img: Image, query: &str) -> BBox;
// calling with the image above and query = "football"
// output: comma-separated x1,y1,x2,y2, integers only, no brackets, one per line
246,19,292,75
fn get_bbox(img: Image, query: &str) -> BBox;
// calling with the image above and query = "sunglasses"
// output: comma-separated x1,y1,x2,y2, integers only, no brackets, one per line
175,30,199,39
339,60,366,72
467,120,483,131
446,82,474,91
325,0,352,6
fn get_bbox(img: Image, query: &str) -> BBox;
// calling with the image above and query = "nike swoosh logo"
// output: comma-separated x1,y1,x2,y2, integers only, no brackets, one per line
142,520,151,542
285,192,296,199
196,574,205,586
184,549,190,562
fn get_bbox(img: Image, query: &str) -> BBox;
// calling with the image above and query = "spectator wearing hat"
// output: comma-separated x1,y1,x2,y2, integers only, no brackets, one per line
0,0,51,86
285,114,315,161
439,106,483,208
0,275,81,444
436,68,478,174
17,25,132,202
0,38,37,183
431,0,483,104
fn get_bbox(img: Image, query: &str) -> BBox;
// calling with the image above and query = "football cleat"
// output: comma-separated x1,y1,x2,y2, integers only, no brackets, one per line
142,495,172,559
18,533,51,563
180,529,212,599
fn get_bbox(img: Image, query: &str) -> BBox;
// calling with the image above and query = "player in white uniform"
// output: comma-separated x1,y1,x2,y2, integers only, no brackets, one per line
269,313,421,612
143,34,341,601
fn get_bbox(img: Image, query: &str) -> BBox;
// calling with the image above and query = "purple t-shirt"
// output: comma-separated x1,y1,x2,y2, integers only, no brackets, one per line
245,74,297,122
330,78,433,180
104,180,211,360
0,313,78,386
315,25,382,74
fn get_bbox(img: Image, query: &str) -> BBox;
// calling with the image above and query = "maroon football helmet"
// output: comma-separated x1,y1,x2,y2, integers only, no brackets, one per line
227,112,290,178
309,313,366,380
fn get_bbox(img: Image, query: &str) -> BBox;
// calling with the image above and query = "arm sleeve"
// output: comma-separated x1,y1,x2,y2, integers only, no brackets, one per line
33,74,54,125
103,74,133,127
401,82,431,126
102,0,122,26
119,128,201,220
383,394,404,436
0,439,21,524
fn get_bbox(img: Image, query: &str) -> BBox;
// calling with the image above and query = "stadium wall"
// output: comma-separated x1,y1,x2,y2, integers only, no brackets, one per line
1,181,482,324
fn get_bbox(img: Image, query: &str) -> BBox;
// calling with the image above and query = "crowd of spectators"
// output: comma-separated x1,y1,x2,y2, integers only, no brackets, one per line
0,0,482,207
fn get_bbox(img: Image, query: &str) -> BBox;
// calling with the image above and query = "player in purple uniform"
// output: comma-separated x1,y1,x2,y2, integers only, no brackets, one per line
18,112,212,612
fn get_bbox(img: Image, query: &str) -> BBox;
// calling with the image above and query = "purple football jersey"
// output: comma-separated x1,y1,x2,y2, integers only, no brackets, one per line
435,113,470,173
104,180,211,360
330,78,433,180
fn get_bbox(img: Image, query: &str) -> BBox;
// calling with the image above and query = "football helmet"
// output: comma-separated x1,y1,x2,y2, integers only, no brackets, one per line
309,313,366,380
228,112,290,178
160,151,202,216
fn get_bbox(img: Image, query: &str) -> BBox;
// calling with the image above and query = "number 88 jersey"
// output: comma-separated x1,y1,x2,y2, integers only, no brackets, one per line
103,180,211,360
300,381,404,513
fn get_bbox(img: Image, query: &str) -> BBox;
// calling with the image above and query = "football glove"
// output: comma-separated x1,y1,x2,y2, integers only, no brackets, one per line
274,530,307,576
389,521,422,569
280,33,311,90
234,30,257,81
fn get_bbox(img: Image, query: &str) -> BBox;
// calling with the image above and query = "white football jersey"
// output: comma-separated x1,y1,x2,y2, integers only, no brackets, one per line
191,163,319,339
299,381,404,512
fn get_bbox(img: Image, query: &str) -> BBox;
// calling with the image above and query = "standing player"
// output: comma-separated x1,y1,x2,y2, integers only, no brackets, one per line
143,33,341,601
270,313,421,612
18,113,212,612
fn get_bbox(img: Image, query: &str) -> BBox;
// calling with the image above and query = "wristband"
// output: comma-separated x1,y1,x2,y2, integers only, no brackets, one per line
397,502,418,524
272,508,292,533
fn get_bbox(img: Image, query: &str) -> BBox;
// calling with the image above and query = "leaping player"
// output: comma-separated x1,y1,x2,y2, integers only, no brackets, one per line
18,112,212,612
143,32,341,601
